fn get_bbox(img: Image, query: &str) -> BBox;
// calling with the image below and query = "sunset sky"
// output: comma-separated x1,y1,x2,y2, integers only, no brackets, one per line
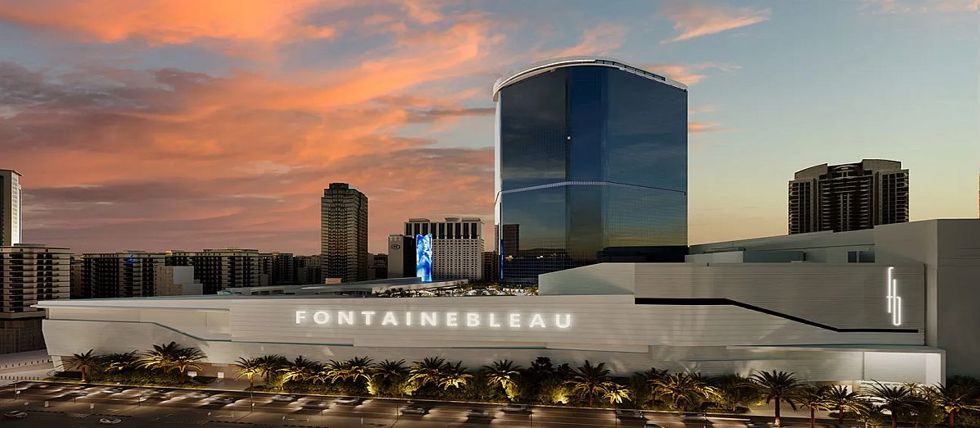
1,0,977,255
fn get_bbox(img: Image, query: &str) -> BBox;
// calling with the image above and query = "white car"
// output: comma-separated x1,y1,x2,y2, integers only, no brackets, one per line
501,403,530,413
185,391,210,399
206,396,238,405
400,405,427,416
466,409,490,418
3,411,28,420
271,394,296,402
98,416,122,424
333,396,361,406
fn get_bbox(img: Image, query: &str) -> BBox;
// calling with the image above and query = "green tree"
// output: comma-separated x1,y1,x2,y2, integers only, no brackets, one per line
438,361,473,391
138,342,182,374
869,381,922,428
371,359,408,396
254,354,288,386
279,356,321,388
927,383,980,428
824,385,860,425
564,360,613,407
482,360,522,401
794,385,828,428
233,357,262,389
750,370,802,427
603,382,632,406
407,357,448,393
171,346,205,383
101,351,138,373
321,357,374,391
69,349,100,383
650,373,715,411
712,374,757,413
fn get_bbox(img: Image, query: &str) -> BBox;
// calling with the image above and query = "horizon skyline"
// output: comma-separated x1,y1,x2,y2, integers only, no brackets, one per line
1,0,977,254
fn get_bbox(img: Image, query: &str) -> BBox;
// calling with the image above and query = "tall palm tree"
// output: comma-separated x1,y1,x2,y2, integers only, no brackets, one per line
438,361,473,391
69,349,100,383
102,351,138,373
564,360,612,407
279,356,321,387
650,373,715,411
255,354,288,386
824,385,860,425
139,342,183,376
927,383,980,428
750,370,802,427
794,385,828,428
482,360,522,401
321,357,374,389
869,381,922,428
234,357,262,389
371,359,408,396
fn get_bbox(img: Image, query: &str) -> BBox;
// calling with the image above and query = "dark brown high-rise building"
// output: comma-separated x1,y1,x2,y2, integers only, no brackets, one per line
789,159,909,234
320,183,368,283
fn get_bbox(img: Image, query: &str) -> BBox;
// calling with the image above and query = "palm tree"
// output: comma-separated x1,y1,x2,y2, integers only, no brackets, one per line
482,360,522,401
139,342,183,374
927,383,980,428
234,357,262,389
321,357,374,390
824,385,860,425
603,382,632,406
102,351,138,373
371,359,408,396
408,357,448,391
869,381,922,428
794,385,828,428
750,370,802,427
279,356,321,387
650,373,715,411
564,360,612,407
255,354,288,386
171,347,205,383
438,361,473,391
713,374,757,413
69,349,100,383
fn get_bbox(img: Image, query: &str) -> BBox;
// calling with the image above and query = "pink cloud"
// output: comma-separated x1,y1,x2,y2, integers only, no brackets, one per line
660,2,770,43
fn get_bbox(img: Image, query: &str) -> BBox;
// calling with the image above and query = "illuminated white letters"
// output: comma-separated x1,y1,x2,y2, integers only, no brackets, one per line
885,267,903,326
555,314,571,329
293,310,574,330
361,311,376,325
338,311,354,325
489,313,501,328
313,311,330,325
382,311,398,326
466,312,480,327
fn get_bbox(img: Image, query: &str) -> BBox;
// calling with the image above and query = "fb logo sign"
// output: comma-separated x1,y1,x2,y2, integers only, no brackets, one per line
886,267,902,326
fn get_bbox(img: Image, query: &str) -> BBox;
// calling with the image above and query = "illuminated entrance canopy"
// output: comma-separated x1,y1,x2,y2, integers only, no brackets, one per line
295,310,572,330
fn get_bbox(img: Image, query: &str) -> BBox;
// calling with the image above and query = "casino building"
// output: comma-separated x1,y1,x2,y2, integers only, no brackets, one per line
35,58,980,385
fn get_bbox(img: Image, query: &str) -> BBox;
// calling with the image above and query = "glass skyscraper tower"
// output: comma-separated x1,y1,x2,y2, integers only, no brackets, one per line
493,58,688,284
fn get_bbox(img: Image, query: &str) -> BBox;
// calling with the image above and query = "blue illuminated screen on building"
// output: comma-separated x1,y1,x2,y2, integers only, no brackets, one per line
415,233,432,283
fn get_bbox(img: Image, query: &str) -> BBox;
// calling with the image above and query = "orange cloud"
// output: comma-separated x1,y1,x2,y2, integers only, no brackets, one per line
660,2,770,43
0,0,338,45
545,22,627,58
646,63,740,86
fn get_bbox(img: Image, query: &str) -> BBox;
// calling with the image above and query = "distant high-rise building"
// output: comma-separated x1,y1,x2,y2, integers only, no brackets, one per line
293,255,321,284
191,249,261,293
387,234,416,279
81,252,164,298
789,159,909,234
0,169,23,247
482,251,499,283
258,252,295,285
368,253,388,280
405,217,484,281
321,183,368,283
494,58,688,284
0,243,70,353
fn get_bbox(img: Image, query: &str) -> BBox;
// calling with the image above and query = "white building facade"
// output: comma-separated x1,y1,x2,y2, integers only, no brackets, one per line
0,169,22,247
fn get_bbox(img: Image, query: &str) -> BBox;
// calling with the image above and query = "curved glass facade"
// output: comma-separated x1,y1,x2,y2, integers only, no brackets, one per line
495,63,687,284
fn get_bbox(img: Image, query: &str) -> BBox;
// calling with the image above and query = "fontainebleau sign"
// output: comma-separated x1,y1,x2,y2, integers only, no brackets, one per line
295,310,573,330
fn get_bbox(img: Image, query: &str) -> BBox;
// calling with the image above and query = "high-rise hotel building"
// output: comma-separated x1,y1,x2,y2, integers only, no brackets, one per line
789,159,909,234
321,183,368,283
493,58,688,284
1,169,23,247
405,218,484,281
1,244,70,353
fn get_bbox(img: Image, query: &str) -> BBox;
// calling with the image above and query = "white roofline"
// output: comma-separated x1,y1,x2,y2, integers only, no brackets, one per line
492,57,687,101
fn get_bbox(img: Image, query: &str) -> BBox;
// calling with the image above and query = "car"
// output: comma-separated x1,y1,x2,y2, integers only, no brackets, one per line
333,396,361,406
103,387,124,394
744,422,772,428
98,416,122,424
3,410,28,420
185,391,210,399
400,405,427,416
64,391,89,398
501,403,531,413
206,396,238,405
645,423,664,428
300,400,330,410
271,394,296,402
616,409,644,419
682,412,709,422
466,409,491,418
